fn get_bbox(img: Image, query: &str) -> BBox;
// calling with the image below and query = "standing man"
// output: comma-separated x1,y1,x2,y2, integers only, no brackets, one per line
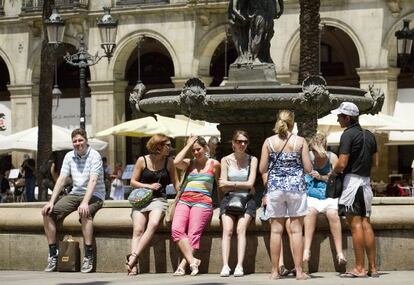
41,128,105,273
331,102,379,278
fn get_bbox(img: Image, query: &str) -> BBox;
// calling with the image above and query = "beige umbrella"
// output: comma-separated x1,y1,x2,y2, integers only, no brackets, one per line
94,114,220,138
0,125,108,152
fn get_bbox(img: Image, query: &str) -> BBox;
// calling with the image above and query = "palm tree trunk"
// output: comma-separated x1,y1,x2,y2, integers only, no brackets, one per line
297,0,321,139
36,0,55,201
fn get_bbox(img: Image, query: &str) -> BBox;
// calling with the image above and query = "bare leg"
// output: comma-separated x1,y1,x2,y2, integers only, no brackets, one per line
289,216,307,279
132,210,164,257
303,208,318,262
269,217,285,279
177,238,199,266
236,214,252,268
221,214,235,267
130,211,148,256
346,216,366,275
43,215,57,244
326,208,345,261
80,217,94,245
362,218,377,274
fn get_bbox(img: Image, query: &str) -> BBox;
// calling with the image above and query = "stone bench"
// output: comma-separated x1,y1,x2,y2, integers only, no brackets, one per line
1,197,414,273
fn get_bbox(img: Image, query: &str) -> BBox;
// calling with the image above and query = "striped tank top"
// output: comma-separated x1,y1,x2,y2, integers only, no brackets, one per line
179,159,215,209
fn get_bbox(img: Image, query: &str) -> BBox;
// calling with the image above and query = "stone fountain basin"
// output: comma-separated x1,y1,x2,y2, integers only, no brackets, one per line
138,85,374,124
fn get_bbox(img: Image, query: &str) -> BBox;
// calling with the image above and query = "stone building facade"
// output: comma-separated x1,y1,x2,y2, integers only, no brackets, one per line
0,0,413,180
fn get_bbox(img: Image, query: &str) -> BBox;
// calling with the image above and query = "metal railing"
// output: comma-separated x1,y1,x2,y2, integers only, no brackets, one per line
21,0,89,12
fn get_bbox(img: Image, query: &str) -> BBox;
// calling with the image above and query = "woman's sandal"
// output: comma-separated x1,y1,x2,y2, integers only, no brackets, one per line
125,253,138,276
173,267,186,276
337,253,347,266
189,258,201,276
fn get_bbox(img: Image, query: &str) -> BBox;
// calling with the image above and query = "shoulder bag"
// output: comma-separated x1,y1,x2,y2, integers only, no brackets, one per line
225,156,253,216
165,161,192,223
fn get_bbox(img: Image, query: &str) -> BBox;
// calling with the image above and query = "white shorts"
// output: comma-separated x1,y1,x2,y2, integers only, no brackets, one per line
307,196,338,213
266,190,308,218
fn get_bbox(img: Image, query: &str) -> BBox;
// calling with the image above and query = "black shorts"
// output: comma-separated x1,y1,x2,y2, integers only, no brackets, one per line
220,193,256,218
338,186,370,217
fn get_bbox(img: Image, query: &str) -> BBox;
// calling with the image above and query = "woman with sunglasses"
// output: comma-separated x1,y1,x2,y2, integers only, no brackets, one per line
171,135,220,276
125,134,178,275
218,130,258,277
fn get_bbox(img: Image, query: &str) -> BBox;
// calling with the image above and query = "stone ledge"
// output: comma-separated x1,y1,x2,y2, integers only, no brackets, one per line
1,198,414,232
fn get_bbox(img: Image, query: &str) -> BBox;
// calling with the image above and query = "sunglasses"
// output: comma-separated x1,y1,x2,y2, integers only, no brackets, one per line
235,139,249,144
162,142,172,147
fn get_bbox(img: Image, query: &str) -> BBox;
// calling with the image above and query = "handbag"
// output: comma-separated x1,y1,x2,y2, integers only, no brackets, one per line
166,163,192,223
225,156,252,216
326,173,344,198
57,235,80,272
128,188,153,208
306,174,327,200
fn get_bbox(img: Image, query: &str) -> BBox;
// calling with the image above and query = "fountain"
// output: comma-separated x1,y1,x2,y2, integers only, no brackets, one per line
130,1,384,161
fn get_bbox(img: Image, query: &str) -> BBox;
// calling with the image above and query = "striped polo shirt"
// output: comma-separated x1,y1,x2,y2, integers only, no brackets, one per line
60,146,105,201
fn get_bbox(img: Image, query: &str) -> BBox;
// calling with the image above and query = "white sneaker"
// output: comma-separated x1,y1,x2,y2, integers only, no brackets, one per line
234,265,244,277
220,265,231,277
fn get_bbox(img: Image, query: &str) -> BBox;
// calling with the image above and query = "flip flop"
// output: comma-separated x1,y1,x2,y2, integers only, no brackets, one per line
368,271,380,278
340,271,368,278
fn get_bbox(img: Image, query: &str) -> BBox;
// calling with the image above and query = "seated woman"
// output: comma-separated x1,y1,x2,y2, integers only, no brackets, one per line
171,135,220,276
126,134,178,275
303,133,347,266
219,130,258,277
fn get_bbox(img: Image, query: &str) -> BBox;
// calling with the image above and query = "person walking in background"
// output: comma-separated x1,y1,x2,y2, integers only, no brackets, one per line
259,110,313,280
303,133,347,267
219,130,258,277
41,128,105,273
208,136,221,160
126,134,178,275
171,135,220,276
110,162,125,200
21,154,35,202
330,102,379,278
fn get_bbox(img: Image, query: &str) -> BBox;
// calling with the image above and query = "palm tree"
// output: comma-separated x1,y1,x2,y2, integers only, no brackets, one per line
36,0,55,201
297,0,321,139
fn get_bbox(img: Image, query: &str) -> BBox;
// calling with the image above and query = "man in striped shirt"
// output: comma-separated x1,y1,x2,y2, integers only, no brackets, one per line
41,128,105,273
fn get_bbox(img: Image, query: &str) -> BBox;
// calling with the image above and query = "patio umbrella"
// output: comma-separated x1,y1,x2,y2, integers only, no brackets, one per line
94,114,220,138
0,125,108,152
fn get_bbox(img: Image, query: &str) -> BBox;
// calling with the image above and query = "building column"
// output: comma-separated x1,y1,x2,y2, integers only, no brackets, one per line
8,84,38,166
357,67,400,115
89,80,128,168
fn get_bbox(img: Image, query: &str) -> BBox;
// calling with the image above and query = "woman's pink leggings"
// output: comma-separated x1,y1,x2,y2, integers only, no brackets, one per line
171,202,213,249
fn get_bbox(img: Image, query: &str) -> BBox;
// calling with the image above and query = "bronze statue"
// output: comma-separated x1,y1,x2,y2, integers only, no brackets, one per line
228,0,284,66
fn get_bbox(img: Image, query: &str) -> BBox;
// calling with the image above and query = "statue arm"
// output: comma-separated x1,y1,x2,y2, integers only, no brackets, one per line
229,0,246,22
275,0,284,19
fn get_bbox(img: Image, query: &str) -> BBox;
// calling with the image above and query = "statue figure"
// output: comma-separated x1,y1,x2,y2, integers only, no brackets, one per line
228,0,284,65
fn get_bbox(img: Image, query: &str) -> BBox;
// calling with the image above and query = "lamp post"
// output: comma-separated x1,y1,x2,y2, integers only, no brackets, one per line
45,7,118,130
395,19,414,72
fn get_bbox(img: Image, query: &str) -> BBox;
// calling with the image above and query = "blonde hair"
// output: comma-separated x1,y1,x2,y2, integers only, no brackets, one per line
309,132,328,158
273,110,294,139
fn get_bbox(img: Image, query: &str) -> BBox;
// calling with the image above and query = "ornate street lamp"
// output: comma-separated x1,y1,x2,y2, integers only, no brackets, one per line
45,7,118,129
395,19,414,70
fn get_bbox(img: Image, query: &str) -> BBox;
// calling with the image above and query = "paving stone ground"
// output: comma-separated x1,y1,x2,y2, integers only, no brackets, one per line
1,271,413,285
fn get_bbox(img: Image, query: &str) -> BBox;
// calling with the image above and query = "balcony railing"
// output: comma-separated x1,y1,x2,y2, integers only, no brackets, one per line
116,0,169,6
21,0,89,13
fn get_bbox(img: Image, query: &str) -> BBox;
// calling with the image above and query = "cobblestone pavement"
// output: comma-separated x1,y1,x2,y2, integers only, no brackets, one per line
1,271,414,285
